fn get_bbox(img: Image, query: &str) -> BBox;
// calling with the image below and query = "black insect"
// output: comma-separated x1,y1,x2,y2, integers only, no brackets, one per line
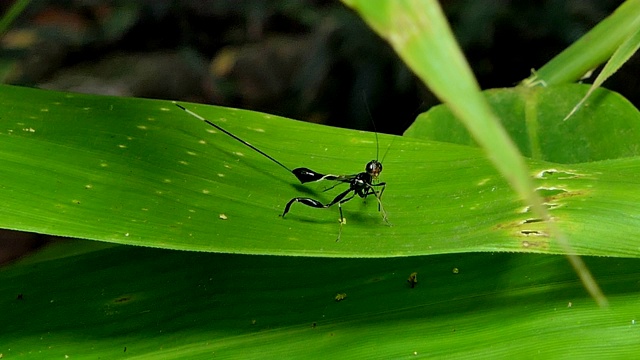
176,103,388,241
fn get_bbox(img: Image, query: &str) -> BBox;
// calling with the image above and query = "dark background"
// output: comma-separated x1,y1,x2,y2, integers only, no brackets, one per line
1,0,635,136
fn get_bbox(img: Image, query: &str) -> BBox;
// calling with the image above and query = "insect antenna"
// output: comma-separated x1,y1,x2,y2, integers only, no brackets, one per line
175,103,293,174
360,95,389,224
364,97,394,168
362,95,381,162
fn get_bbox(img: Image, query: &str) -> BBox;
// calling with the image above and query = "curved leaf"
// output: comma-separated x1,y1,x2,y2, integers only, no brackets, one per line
1,85,640,257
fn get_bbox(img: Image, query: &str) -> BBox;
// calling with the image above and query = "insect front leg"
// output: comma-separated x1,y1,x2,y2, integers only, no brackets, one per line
334,191,361,242
374,182,386,203
365,182,389,224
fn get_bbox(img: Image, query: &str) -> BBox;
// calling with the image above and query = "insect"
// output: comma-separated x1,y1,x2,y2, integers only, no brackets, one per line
407,272,418,288
334,293,347,302
175,103,388,241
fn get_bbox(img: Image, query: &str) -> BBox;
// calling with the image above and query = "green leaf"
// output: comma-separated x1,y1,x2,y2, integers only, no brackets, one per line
565,27,640,120
3,239,640,359
523,0,640,87
1,84,640,257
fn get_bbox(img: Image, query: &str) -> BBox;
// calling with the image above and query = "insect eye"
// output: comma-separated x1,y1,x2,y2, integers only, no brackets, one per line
366,160,382,176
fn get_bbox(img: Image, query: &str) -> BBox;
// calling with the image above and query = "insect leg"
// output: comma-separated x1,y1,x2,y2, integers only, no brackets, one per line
334,190,364,241
281,197,326,217
281,188,354,218
282,187,359,241
336,203,344,242
323,180,349,193
365,182,388,223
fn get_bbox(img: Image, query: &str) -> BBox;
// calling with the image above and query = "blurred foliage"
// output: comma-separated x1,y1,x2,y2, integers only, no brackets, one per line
1,0,635,134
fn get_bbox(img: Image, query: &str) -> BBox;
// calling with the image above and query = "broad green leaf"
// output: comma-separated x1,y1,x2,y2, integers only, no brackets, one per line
1,85,640,257
408,84,640,164
2,239,640,359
